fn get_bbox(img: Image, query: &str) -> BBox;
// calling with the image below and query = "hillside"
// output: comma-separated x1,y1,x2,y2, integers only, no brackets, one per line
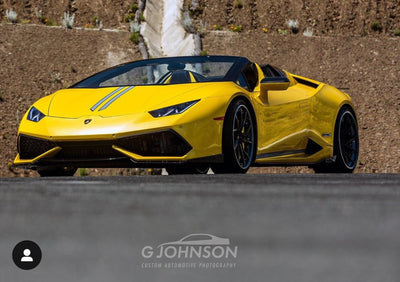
202,31,400,174
0,24,140,177
1,0,400,36
0,0,399,176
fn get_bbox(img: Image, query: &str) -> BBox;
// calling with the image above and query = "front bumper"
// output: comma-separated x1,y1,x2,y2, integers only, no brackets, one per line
14,130,202,168
15,96,228,169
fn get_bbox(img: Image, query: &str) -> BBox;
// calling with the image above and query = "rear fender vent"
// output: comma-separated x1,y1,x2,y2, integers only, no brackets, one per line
294,76,319,89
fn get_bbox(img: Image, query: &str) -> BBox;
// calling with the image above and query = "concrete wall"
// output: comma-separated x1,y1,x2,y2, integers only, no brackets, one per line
141,0,196,57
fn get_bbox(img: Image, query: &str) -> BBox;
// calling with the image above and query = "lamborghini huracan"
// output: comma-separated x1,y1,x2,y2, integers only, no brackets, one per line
14,56,359,176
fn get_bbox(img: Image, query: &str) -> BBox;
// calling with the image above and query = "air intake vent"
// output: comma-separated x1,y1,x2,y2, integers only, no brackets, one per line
294,76,319,89
19,135,56,159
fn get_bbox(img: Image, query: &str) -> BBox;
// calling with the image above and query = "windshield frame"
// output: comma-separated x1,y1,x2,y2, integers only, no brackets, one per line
70,55,250,88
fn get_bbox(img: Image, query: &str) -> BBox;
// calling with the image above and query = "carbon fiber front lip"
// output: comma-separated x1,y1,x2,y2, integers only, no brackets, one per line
15,154,223,170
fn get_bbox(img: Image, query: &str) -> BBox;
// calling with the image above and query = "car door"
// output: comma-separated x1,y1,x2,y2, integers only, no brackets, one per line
253,65,313,159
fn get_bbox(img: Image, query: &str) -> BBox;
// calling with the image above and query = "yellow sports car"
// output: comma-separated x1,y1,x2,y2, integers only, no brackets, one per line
14,56,359,176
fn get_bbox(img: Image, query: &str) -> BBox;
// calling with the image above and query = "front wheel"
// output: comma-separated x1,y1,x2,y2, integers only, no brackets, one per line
37,167,77,177
212,99,256,174
313,107,359,173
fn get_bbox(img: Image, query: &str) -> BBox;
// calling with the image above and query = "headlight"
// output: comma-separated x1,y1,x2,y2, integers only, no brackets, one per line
149,99,200,118
27,106,45,122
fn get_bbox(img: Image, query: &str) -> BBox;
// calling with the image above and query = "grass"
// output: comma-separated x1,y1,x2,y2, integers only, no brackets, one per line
130,4,139,13
200,49,208,56
230,24,242,32
394,29,400,36
130,32,140,44
370,20,382,32
125,13,135,22
234,1,243,9
78,168,88,176
19,19,31,24
45,18,57,26
213,24,222,31
278,29,288,35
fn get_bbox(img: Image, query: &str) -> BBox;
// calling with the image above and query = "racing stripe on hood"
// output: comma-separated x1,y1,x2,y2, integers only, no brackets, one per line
90,87,125,112
99,86,135,111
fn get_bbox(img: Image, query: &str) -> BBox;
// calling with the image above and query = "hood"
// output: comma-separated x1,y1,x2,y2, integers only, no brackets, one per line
47,84,212,118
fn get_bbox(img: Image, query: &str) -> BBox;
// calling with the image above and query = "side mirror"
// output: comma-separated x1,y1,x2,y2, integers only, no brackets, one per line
260,76,290,92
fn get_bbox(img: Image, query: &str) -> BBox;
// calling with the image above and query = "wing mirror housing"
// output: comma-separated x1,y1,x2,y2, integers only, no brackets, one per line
259,76,290,104
260,76,290,92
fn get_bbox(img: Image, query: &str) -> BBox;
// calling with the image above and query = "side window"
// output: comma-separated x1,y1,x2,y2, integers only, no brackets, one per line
242,63,259,92
260,64,286,78
236,73,249,91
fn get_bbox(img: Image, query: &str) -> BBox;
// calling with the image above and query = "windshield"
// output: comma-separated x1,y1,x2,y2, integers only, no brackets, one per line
71,56,247,88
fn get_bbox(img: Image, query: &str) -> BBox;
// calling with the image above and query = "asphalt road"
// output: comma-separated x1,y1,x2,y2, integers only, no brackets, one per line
1,174,400,282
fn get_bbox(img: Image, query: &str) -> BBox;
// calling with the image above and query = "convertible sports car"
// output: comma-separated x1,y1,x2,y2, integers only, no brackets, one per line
14,55,359,176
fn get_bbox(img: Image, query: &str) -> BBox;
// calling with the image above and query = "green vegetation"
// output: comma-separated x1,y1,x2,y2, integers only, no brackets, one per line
200,49,208,56
62,12,75,29
78,168,88,176
19,19,31,24
125,2,140,22
234,1,243,9
5,9,17,23
394,29,400,36
130,4,139,13
370,20,382,32
213,24,222,31
125,13,135,22
230,24,242,32
45,18,56,26
278,29,288,35
130,32,140,44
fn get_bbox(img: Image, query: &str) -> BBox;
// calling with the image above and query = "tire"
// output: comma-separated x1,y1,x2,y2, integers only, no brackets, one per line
38,167,77,177
313,106,359,173
212,99,256,174
166,166,209,175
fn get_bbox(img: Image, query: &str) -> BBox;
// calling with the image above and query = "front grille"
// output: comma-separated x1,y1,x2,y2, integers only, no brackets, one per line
115,130,192,157
18,130,192,160
55,141,122,159
19,135,56,159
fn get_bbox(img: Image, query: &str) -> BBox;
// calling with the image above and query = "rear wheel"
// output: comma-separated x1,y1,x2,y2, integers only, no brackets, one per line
166,166,209,175
313,106,359,173
37,167,77,177
212,99,256,174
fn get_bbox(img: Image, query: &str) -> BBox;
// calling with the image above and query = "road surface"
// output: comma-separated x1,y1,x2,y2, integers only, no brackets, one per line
1,174,399,282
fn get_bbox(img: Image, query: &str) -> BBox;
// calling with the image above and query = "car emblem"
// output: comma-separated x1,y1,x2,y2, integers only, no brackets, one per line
84,119,92,124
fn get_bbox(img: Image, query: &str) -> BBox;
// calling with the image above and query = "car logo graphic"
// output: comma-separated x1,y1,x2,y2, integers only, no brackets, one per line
84,119,92,124
157,233,230,247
